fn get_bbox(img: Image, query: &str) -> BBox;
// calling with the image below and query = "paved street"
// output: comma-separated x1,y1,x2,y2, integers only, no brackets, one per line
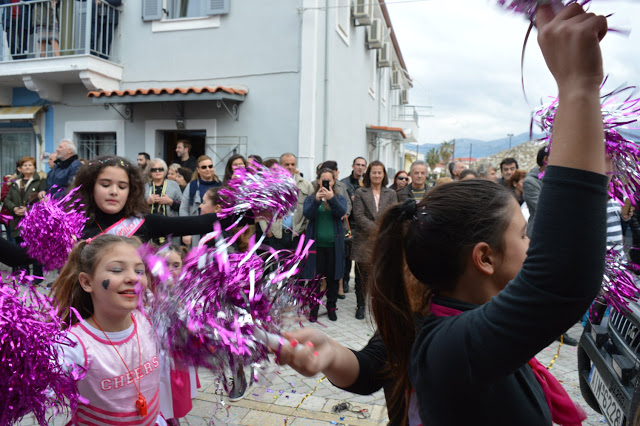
15,281,610,426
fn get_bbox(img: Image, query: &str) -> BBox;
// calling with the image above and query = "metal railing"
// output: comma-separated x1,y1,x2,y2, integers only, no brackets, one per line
205,136,248,176
392,105,433,123
0,0,120,61
392,105,419,122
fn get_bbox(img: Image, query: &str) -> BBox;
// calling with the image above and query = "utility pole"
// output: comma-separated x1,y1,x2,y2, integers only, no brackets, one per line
452,138,456,163
507,133,514,150
469,143,472,169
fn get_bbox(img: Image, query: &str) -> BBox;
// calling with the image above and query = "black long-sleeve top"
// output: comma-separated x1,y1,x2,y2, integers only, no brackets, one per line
409,166,608,425
82,210,238,241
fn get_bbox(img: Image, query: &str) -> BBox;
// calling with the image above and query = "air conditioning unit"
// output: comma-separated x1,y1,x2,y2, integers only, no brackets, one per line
352,0,373,25
367,18,383,50
400,88,409,105
378,42,391,68
391,66,401,89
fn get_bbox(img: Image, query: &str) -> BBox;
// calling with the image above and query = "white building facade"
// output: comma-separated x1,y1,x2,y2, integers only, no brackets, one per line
0,0,418,178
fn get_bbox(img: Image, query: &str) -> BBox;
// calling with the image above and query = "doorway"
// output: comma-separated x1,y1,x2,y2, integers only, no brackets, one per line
163,130,206,165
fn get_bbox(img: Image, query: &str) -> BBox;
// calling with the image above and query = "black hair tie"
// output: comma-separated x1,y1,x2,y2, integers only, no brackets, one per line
398,198,418,221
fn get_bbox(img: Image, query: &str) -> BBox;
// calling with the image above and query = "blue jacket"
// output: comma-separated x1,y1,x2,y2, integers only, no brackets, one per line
46,155,83,199
302,193,347,280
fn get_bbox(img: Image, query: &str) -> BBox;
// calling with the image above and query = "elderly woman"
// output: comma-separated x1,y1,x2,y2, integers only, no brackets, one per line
145,158,183,244
167,163,181,182
352,161,398,320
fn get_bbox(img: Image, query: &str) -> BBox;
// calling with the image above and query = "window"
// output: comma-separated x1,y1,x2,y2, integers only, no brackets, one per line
335,0,350,44
142,0,229,21
77,133,117,160
0,130,35,178
369,50,377,98
168,0,205,19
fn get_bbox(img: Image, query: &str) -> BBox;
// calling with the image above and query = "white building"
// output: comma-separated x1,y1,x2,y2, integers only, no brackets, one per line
0,0,419,178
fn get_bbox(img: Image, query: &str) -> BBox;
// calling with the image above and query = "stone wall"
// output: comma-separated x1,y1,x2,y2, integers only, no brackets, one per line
474,140,548,174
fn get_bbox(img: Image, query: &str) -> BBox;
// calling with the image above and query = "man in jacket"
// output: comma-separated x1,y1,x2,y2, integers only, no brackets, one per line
523,146,548,237
340,157,367,293
397,160,428,202
40,139,83,200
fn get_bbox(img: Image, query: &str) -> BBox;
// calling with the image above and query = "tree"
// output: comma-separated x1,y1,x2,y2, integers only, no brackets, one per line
426,147,440,170
439,139,455,166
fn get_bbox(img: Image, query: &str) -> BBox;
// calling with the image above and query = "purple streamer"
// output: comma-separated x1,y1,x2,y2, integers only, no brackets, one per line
600,248,640,314
18,186,88,272
0,275,86,425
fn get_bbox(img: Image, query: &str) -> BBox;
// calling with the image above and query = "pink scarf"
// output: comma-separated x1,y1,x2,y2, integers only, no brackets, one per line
430,303,586,426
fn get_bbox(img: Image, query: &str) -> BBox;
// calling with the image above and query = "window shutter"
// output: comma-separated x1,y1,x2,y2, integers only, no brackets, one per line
205,0,229,16
142,0,163,21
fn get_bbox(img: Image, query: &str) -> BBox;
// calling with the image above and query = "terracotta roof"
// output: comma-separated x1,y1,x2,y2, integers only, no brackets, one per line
88,86,248,98
367,125,407,139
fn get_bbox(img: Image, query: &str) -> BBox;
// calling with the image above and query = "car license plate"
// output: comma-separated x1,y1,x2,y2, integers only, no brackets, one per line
589,366,626,426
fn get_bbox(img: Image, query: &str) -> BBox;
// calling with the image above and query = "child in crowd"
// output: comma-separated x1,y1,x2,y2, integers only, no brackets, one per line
51,234,166,425
157,245,199,426
278,4,609,425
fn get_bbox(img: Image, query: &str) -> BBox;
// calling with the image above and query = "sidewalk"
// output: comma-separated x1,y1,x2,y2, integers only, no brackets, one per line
15,285,609,425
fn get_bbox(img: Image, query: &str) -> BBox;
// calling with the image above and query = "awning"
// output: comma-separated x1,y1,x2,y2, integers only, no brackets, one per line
0,106,43,120
88,86,248,104
367,125,407,140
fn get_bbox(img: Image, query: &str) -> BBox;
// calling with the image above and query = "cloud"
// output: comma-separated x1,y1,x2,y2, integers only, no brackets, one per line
386,0,640,143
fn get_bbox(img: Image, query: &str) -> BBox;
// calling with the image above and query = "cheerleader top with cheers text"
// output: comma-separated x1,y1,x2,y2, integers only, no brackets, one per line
60,310,166,426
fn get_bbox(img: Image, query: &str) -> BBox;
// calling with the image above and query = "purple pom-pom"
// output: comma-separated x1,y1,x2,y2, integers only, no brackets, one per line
532,81,640,206
143,231,322,382
600,248,640,314
496,0,564,20
0,276,86,425
18,186,88,272
217,163,298,228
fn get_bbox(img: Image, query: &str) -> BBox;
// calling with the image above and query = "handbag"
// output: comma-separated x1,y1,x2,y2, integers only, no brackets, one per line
344,216,352,241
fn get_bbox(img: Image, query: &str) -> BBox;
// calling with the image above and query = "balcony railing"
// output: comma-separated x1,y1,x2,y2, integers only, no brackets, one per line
392,105,433,123
0,0,120,62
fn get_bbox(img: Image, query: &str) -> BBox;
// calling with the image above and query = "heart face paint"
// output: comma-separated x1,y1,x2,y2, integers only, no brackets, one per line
102,279,110,290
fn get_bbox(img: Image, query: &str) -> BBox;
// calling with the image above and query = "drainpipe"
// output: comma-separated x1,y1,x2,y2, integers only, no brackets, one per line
322,1,329,162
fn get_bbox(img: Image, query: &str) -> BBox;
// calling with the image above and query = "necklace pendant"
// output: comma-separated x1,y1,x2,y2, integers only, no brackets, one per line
136,395,147,417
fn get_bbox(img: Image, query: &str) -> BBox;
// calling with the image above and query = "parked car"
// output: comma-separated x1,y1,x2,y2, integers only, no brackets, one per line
578,297,640,426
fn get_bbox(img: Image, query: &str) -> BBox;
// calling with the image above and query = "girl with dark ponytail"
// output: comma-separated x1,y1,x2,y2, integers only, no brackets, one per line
277,4,609,425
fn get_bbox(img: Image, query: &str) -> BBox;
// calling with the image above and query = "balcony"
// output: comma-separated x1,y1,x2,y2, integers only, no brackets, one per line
391,105,431,142
0,0,122,102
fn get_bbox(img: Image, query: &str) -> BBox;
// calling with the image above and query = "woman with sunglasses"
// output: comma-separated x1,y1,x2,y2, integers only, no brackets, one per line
179,155,221,246
390,171,410,191
145,158,183,245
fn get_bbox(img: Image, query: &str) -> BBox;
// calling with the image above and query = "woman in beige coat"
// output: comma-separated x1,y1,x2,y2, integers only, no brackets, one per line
352,160,398,319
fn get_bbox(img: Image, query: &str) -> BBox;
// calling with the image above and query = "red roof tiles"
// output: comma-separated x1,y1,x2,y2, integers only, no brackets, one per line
88,86,248,98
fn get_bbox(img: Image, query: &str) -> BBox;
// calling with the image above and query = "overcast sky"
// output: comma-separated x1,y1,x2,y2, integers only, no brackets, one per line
386,0,640,144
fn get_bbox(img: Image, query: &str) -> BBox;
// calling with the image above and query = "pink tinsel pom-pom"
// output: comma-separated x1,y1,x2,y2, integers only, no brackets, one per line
18,186,88,272
600,248,640,314
217,163,298,227
0,275,86,425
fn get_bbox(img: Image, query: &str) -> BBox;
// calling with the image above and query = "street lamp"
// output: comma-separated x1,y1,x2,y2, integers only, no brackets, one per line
507,133,514,150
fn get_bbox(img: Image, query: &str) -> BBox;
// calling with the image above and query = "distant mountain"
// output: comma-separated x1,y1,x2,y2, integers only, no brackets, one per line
406,132,544,159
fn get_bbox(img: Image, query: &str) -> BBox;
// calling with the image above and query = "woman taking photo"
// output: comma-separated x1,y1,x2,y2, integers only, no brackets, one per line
302,167,348,322
145,158,183,244
351,161,398,320
179,155,221,246
389,170,409,191
277,4,609,425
